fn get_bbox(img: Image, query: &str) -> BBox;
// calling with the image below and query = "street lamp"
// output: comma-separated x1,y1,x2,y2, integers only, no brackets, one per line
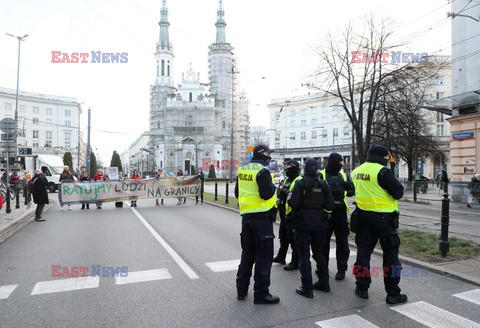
6,33,28,156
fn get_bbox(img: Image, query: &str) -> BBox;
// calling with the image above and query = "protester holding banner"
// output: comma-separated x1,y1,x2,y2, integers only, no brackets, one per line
176,169,186,205
129,170,141,207
60,166,75,211
196,168,205,205
79,172,90,210
93,169,107,209
155,169,164,206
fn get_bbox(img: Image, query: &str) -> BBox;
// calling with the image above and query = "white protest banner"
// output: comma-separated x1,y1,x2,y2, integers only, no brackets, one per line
106,167,119,180
58,176,201,205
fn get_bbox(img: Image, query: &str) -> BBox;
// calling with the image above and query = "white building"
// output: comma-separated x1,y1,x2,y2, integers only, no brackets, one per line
120,133,150,177
0,87,84,171
249,125,268,145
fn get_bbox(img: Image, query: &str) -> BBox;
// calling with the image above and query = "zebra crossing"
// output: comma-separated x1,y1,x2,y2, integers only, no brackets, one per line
316,289,480,328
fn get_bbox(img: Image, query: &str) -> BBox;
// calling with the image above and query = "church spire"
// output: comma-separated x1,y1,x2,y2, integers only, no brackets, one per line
215,0,227,43
159,0,170,49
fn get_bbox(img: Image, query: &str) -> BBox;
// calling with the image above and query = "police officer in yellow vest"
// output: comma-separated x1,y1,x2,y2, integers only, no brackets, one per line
234,144,279,304
319,153,354,281
352,144,407,305
273,160,301,270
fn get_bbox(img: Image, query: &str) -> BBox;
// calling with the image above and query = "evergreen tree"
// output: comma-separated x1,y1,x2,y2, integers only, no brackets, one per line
89,152,98,176
208,164,216,179
63,152,73,171
110,150,123,173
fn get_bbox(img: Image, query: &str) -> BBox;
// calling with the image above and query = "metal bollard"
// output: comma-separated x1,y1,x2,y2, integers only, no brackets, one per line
214,181,218,201
24,184,28,205
225,182,229,204
413,181,417,202
15,185,20,209
6,187,11,213
439,192,450,256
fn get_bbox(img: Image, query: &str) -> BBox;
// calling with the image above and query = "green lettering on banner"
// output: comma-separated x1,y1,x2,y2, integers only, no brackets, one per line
71,186,79,195
182,186,189,195
106,184,112,193
63,185,71,196
83,185,92,195
130,183,138,192
114,184,121,192
164,188,170,196
122,183,129,191
147,188,155,197
155,188,162,197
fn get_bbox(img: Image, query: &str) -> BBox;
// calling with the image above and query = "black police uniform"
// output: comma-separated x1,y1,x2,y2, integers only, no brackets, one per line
353,145,407,304
288,159,335,297
234,149,278,303
320,153,354,279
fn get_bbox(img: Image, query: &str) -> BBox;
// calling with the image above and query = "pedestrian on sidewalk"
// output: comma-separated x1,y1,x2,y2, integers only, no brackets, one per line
440,169,449,193
59,166,75,211
32,170,49,222
351,144,407,304
92,169,107,209
129,170,141,207
195,168,205,205
79,172,90,210
155,169,164,206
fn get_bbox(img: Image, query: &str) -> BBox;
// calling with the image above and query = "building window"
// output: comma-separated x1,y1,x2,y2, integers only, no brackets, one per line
321,139,328,146
65,132,71,148
19,105,26,112
301,141,307,147
46,108,52,115
65,110,71,117
322,129,328,138
33,107,40,114
167,61,170,77
290,120,296,127
46,131,52,140
33,130,39,139
301,108,306,116
32,118,39,124
290,141,296,148
322,106,328,113
437,112,445,122
289,132,296,140
275,142,280,149
311,107,317,114
157,62,159,77
437,125,445,136
333,115,338,122
311,118,317,125
65,120,71,127
161,60,165,76
4,103,12,111
435,76,445,85
322,117,328,124
412,80,419,88
33,142,39,147
436,92,445,99
301,131,306,140
311,130,316,140
301,120,306,126
275,133,280,141
290,109,295,117
344,113,349,121
189,92,193,102
343,126,350,136
274,122,280,129
222,121,226,129
46,119,52,124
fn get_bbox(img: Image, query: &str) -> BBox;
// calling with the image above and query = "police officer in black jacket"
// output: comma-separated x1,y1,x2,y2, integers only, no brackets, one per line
288,158,335,298
319,153,355,280
273,160,300,270
234,144,279,304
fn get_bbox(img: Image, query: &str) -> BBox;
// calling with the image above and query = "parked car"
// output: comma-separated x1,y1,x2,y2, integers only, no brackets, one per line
273,172,284,187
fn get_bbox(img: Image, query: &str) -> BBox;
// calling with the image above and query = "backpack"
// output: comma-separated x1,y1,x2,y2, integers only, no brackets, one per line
27,179,34,193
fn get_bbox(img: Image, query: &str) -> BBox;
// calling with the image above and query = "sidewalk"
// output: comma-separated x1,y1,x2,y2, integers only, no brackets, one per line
204,199,480,287
0,199,53,242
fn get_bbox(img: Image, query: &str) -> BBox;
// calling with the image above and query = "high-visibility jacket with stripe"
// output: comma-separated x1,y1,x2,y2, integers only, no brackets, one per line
285,176,301,215
237,163,276,214
320,169,351,213
352,162,398,213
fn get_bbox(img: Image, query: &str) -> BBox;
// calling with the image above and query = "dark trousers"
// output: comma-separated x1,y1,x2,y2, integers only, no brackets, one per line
236,212,275,299
324,206,350,272
294,229,329,292
354,211,402,296
276,207,299,264
195,193,203,204
35,203,45,220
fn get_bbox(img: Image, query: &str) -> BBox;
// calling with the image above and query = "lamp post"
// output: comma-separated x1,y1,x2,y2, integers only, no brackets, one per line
6,33,28,158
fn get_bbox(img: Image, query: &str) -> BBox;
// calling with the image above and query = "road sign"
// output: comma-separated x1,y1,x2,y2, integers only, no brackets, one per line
247,153,253,160
1,133,15,141
0,118,16,133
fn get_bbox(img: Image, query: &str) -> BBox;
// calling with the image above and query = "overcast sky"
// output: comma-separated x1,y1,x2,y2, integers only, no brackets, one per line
0,0,451,163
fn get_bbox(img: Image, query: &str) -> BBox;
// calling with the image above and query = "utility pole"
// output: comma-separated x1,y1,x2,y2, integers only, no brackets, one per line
86,109,91,176
229,64,235,183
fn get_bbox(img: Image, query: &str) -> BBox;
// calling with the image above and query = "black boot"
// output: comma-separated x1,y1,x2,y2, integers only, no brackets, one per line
81,204,85,210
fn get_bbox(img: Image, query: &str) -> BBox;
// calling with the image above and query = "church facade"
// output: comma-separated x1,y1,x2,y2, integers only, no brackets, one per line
148,0,249,177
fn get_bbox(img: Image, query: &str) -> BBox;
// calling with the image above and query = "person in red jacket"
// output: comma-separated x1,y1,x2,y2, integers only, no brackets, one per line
93,169,107,209
129,170,141,207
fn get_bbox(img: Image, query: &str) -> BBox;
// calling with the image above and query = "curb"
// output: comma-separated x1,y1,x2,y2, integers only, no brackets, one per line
0,203,53,242
203,200,480,287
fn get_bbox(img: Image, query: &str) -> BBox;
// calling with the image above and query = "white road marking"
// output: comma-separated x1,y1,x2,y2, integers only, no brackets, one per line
31,276,99,296
0,285,18,299
206,260,240,272
454,289,480,306
115,268,172,285
316,314,379,328
130,206,199,279
391,301,480,328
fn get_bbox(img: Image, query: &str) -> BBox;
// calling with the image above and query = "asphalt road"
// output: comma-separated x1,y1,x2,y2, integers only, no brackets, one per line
0,196,479,327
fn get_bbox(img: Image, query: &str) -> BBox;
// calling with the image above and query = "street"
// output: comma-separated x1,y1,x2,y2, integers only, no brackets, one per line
1,196,479,327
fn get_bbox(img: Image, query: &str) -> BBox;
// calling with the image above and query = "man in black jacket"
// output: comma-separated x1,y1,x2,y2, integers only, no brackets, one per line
234,144,279,304
288,158,335,298
32,170,49,222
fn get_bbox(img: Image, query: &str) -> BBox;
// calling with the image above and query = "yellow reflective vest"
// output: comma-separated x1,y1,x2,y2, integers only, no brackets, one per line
237,163,277,214
285,176,301,215
352,162,398,212
320,169,351,213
